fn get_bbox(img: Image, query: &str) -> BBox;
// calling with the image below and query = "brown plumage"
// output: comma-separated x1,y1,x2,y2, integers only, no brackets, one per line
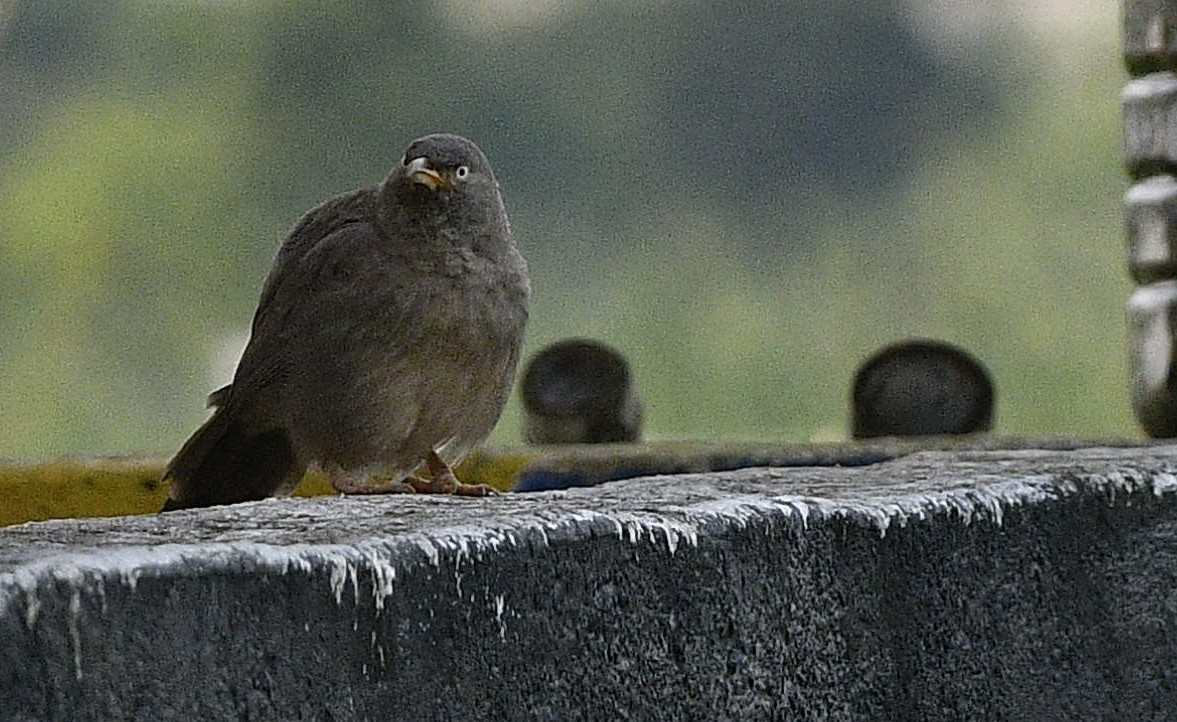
163,134,529,510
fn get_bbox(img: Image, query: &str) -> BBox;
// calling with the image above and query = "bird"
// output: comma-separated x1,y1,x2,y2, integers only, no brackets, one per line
162,134,529,510
520,338,643,444
850,339,994,439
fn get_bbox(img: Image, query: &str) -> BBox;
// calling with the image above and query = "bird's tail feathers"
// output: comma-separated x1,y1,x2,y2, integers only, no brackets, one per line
162,410,301,511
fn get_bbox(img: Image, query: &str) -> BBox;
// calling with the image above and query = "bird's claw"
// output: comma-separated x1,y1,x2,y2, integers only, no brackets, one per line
453,482,500,497
406,474,500,497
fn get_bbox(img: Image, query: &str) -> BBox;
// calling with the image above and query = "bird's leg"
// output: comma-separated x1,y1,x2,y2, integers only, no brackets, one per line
330,468,417,495
405,451,499,496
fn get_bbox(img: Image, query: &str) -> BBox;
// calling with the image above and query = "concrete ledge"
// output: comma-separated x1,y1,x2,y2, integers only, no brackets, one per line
0,435,1135,525
3,445,1177,720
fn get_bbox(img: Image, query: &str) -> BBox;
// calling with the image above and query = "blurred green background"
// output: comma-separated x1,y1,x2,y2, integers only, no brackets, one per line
0,0,1132,461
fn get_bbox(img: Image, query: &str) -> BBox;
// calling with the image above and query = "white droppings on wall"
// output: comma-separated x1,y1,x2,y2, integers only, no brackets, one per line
61,567,84,681
412,537,442,568
1153,472,1177,496
327,553,358,606
18,568,41,629
365,552,397,614
494,593,507,641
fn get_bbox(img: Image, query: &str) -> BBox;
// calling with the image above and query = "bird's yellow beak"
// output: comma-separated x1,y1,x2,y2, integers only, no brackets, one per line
406,156,447,190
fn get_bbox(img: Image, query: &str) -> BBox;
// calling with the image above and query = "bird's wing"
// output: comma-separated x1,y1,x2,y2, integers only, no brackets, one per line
222,211,422,413
201,191,376,413
256,187,379,314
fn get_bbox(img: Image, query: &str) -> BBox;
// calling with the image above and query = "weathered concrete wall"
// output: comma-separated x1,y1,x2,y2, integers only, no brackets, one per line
0,436,1119,524
3,445,1177,721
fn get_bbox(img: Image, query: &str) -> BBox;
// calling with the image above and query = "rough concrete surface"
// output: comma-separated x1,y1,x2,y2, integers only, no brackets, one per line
3,445,1177,721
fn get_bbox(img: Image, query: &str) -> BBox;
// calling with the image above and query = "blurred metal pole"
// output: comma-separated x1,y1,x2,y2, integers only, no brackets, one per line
1124,0,1177,436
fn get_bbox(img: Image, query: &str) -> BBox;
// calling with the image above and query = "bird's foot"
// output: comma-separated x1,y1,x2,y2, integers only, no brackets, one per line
403,475,498,496
407,451,500,497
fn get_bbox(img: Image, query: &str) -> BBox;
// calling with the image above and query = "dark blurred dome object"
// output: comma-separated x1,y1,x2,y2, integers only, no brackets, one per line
521,339,643,444
851,339,994,439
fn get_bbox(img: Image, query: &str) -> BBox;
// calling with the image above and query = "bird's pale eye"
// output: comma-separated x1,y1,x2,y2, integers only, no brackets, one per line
455,165,470,181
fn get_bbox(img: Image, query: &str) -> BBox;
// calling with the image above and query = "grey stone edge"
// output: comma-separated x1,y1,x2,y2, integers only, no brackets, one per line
3,445,1177,721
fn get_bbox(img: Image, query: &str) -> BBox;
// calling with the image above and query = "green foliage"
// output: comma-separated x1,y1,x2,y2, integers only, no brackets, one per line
0,1,1135,460
0,88,271,455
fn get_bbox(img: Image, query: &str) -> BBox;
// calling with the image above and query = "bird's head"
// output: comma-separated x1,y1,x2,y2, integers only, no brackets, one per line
389,133,496,199
378,134,511,252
